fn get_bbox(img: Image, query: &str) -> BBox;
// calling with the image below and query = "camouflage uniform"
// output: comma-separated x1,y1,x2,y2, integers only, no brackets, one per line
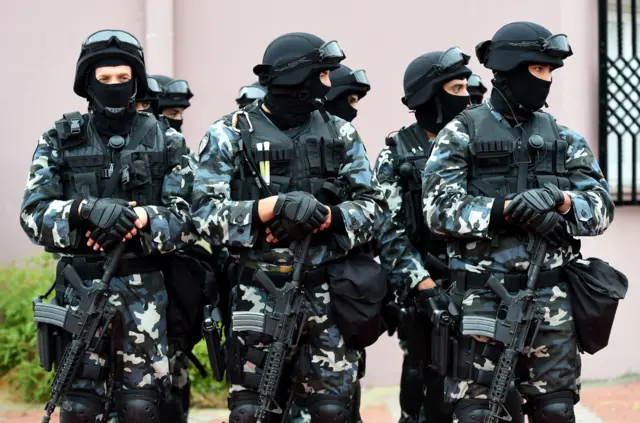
192,109,381,421
422,100,614,421
20,116,197,421
374,125,451,423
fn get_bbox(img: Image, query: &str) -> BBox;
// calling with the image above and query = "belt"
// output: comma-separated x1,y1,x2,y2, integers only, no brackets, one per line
239,261,327,288
60,255,164,280
453,267,564,292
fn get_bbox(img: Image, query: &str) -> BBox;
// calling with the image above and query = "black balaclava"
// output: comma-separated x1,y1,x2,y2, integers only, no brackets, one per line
166,117,183,132
414,88,470,134
263,72,330,130
491,64,552,119
324,93,358,122
88,58,137,137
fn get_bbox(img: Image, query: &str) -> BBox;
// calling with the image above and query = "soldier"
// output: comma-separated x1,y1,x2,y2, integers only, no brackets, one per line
422,21,614,423
136,75,163,113
236,81,267,108
324,64,371,122
467,74,487,105
374,48,472,423
20,29,196,422
192,32,383,423
152,74,194,133
290,63,372,423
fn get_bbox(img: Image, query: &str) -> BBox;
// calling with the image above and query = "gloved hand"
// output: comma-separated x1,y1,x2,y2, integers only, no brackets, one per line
266,219,289,243
273,191,328,235
415,285,449,315
81,197,139,251
521,210,570,247
504,183,566,226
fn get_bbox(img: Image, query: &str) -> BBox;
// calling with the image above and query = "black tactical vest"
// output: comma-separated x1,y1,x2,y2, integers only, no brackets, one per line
53,111,178,254
230,104,348,248
386,123,447,258
459,104,570,198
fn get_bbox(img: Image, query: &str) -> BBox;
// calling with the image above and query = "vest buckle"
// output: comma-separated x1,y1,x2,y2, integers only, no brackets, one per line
69,118,81,135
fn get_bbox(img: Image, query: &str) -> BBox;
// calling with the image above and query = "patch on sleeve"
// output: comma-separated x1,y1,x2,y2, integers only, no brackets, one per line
198,135,210,155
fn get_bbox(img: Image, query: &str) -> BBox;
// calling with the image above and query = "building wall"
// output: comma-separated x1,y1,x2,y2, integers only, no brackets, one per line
3,0,637,386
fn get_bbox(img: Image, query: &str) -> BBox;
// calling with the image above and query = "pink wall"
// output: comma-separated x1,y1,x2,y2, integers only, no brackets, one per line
3,0,637,383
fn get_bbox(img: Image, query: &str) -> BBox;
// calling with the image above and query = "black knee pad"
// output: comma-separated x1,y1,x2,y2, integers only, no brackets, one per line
161,388,186,423
527,391,576,423
308,395,352,423
229,391,259,423
59,392,104,423
115,389,161,423
453,399,491,423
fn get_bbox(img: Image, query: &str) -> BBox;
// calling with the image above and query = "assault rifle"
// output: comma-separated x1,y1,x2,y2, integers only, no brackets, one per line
35,243,126,423
231,236,312,423
485,239,547,423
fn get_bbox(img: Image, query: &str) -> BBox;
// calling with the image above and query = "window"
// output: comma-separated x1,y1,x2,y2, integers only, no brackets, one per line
600,0,640,204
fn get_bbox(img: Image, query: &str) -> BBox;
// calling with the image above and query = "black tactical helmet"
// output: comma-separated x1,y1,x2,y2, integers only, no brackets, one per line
253,32,345,86
476,22,573,72
138,75,163,103
152,74,194,109
74,29,147,98
236,82,267,107
467,74,487,104
326,64,371,102
402,47,472,110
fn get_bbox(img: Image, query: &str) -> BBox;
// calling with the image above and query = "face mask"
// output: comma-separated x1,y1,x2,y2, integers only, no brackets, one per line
324,96,358,122
439,90,470,123
167,117,183,132
89,78,135,113
414,90,469,134
89,77,136,136
505,66,552,111
264,73,331,130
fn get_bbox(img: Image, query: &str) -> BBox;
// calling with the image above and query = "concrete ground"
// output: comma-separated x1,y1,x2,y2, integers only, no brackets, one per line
1,379,637,422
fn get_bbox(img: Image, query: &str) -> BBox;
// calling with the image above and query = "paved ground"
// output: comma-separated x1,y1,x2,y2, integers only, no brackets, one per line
1,380,637,422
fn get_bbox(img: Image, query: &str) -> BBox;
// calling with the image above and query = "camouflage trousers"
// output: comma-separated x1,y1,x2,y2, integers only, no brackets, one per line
288,349,365,423
447,280,581,419
228,274,359,419
64,270,171,417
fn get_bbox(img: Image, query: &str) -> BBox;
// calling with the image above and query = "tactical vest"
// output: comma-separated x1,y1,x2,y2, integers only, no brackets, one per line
52,111,179,254
230,104,348,249
459,104,570,198
386,123,447,258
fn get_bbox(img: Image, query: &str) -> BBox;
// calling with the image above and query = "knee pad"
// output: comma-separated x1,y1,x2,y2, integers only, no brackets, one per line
161,388,186,423
527,391,576,423
115,389,161,423
308,395,352,423
229,391,259,423
59,392,104,423
453,399,491,423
